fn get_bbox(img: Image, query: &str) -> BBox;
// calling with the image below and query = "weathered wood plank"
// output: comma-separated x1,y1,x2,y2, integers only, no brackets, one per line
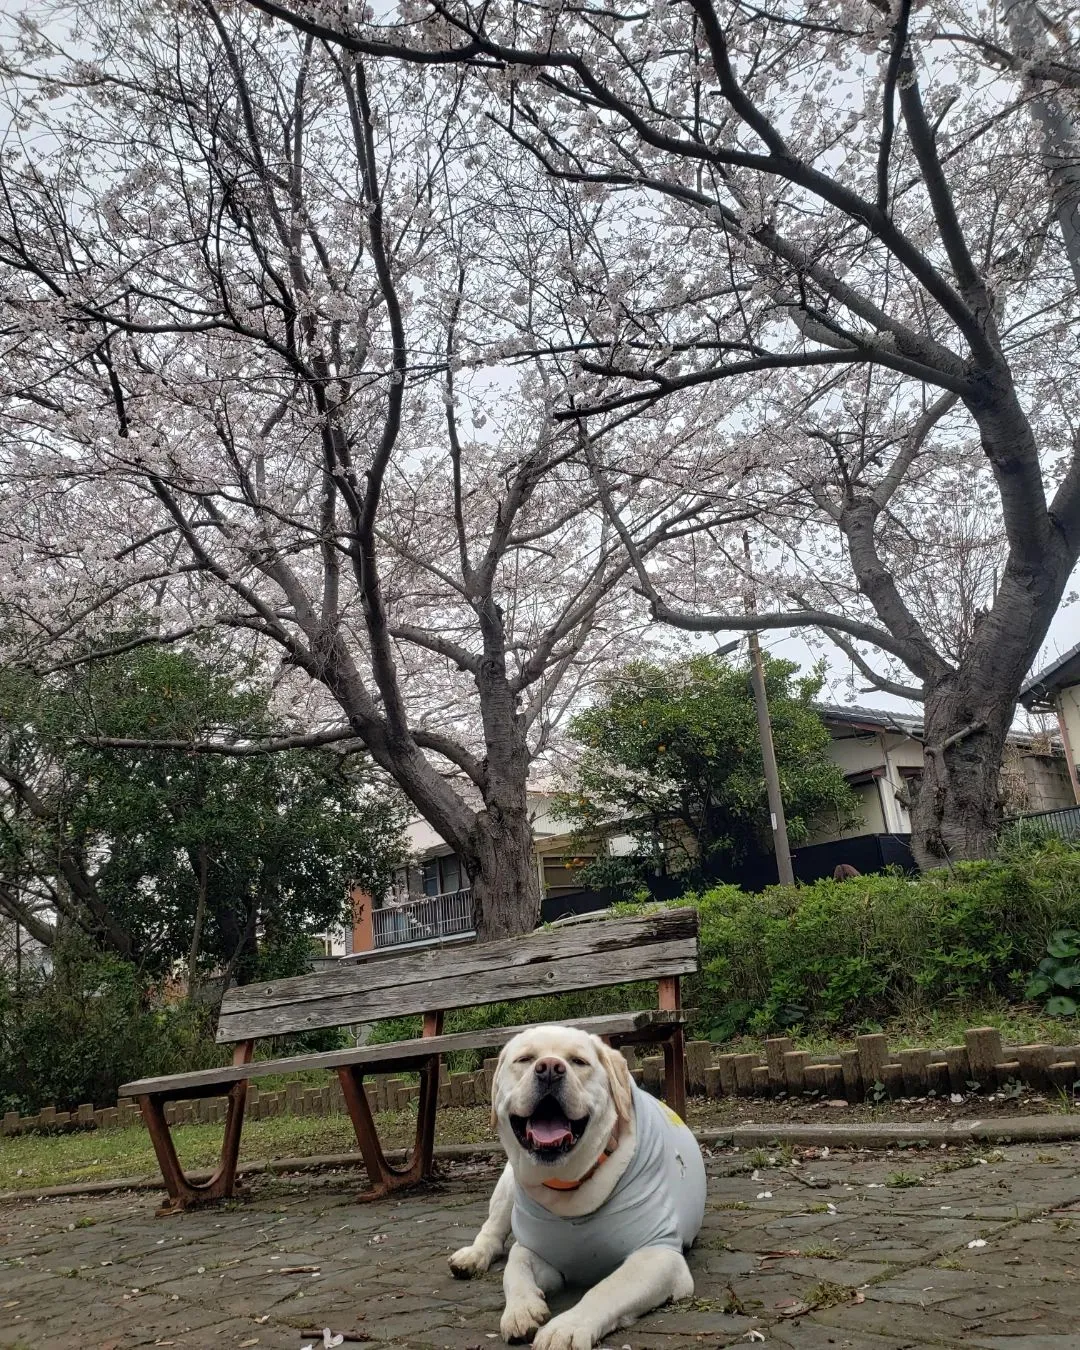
218,909,697,1028
218,933,698,1042
122,1008,684,1098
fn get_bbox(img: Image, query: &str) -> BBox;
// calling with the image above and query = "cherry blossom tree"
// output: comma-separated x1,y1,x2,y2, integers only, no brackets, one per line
0,0,761,937
245,0,1080,866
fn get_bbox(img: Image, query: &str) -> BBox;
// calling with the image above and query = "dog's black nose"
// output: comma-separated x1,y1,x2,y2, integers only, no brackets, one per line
534,1057,566,1082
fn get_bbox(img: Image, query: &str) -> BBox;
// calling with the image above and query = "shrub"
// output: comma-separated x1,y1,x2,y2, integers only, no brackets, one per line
0,943,224,1114
368,983,654,1071
1024,929,1080,1017
668,839,1080,1038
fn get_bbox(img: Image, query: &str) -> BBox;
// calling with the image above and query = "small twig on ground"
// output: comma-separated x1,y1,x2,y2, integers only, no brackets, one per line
785,1167,831,1188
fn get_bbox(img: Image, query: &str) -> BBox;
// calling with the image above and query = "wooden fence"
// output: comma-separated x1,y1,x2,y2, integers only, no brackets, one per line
2,1025,1077,1137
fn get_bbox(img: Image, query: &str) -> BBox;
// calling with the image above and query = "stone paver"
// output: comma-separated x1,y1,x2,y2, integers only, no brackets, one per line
1,1141,1079,1348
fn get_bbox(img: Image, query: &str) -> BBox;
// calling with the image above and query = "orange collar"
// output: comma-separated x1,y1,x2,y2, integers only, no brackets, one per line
541,1134,618,1191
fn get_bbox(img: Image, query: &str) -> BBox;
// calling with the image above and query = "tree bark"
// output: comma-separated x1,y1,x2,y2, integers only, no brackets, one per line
465,799,541,941
911,532,1073,866
186,845,209,997
910,679,1012,867
0,885,56,948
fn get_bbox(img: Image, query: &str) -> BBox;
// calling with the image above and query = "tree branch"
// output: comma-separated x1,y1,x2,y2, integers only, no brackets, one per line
819,625,925,701
650,598,925,668
0,883,57,947
877,0,911,213
78,727,365,756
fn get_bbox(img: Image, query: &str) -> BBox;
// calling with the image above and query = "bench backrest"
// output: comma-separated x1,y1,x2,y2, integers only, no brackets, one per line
216,907,698,1044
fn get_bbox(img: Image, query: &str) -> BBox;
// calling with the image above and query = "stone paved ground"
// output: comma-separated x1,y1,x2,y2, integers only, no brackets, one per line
2,1140,1079,1350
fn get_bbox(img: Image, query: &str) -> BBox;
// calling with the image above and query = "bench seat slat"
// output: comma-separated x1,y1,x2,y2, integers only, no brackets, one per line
119,1008,684,1099
215,908,697,1043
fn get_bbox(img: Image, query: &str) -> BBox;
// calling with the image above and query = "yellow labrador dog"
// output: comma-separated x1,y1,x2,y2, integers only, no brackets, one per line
449,1024,706,1349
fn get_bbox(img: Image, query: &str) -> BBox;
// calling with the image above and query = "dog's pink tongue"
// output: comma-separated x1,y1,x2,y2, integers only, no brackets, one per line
526,1118,572,1147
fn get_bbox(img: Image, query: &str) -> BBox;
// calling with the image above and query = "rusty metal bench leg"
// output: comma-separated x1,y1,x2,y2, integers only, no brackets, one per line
658,977,687,1121
140,1040,254,1216
339,1011,443,1202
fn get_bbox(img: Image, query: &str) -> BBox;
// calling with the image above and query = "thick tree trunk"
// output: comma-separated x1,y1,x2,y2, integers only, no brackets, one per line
901,462,1076,868
909,676,1013,867
466,800,542,941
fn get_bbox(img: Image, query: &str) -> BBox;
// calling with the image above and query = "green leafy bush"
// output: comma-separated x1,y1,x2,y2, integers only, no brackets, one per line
368,983,652,1071
663,839,1080,1038
0,943,224,1114
1025,929,1080,1017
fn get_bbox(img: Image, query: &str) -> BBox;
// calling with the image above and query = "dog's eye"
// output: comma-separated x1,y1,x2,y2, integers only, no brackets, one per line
515,1054,536,1065
569,1056,589,1067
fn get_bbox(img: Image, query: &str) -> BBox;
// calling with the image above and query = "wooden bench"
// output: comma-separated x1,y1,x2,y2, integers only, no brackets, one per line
120,907,698,1213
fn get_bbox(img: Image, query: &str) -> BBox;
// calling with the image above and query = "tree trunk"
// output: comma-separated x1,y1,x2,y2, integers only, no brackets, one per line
909,675,1014,867
901,484,1074,868
466,801,541,941
186,845,209,998
218,899,259,988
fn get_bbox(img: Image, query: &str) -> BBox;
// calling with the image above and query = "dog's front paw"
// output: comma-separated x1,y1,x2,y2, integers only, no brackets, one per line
532,1313,598,1350
449,1240,497,1279
500,1292,550,1343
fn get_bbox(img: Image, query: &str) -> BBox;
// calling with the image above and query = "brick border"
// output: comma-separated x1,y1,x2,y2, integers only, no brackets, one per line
671,1027,1079,1103
0,1060,495,1137
3,1026,1078,1137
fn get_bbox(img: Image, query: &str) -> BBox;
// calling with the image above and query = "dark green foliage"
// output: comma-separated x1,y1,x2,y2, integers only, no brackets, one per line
0,942,223,1113
367,985,651,1071
0,639,407,978
557,653,858,891
1024,929,1080,1017
367,842,1080,1062
0,935,348,1114
669,839,1080,1037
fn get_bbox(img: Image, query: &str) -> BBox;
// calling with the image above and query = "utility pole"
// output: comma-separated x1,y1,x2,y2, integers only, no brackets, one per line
742,532,796,886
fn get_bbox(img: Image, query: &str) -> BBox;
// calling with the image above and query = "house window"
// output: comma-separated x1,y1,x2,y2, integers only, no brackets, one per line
440,853,462,895
421,854,465,897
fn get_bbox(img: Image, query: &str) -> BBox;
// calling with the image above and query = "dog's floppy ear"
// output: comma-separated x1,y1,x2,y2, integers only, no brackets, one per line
490,1042,511,1131
594,1038,634,1130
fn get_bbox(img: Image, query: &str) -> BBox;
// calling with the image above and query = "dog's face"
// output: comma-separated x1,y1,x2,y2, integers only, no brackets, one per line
491,1025,633,1183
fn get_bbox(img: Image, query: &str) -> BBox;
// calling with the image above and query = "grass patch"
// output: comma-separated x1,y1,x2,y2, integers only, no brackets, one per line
805,1280,857,1309
0,1103,494,1191
800,1243,840,1259
885,1170,923,1188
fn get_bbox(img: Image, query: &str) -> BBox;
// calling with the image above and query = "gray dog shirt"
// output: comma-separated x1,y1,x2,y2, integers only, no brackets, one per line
510,1081,707,1285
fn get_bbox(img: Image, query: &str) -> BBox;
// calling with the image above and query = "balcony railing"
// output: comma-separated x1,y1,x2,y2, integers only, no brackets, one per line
371,889,475,950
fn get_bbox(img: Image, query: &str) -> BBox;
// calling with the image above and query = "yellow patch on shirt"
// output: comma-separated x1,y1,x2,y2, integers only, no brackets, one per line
658,1102,686,1128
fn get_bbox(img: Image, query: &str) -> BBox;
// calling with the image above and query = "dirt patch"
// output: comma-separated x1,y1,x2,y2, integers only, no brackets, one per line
684,1085,1072,1129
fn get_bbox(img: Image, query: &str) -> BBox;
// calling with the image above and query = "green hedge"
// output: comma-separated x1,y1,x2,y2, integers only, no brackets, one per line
0,938,347,1115
0,945,222,1114
682,838,1080,1038
368,984,652,1072
14,840,1075,1113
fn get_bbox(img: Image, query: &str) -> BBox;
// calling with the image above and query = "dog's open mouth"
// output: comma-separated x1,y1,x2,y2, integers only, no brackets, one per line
510,1096,589,1160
